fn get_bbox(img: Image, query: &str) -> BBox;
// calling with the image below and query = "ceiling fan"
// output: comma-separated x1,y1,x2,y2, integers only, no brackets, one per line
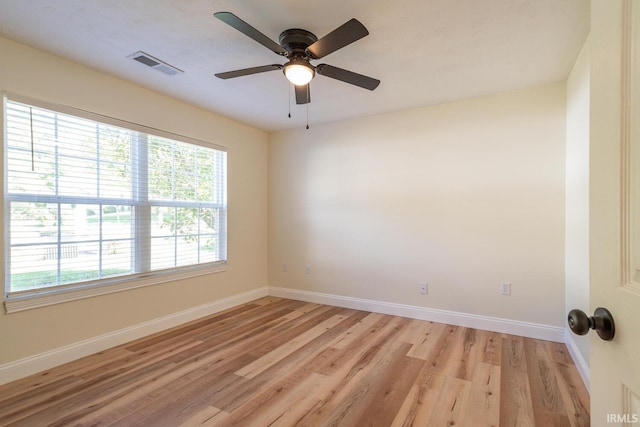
214,12,380,105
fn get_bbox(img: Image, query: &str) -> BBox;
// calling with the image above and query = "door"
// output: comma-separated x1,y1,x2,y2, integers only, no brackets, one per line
589,0,640,424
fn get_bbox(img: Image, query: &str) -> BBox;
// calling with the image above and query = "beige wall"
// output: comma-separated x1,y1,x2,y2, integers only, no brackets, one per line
0,37,269,364
565,37,591,367
269,83,566,327
0,34,571,369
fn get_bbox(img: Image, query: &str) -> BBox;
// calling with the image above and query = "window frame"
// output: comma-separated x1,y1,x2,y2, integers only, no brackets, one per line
3,93,227,313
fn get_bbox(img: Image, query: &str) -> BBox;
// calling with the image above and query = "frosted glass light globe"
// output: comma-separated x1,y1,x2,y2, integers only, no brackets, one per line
284,62,314,85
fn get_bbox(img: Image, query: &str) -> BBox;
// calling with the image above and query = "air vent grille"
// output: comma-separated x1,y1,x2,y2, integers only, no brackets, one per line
128,51,183,76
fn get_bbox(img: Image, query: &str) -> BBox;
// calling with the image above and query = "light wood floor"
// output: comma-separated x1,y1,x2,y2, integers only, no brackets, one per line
0,297,589,426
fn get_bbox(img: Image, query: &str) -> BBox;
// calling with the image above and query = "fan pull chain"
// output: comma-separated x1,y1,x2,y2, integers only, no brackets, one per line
306,103,309,130
288,84,291,118
29,107,35,171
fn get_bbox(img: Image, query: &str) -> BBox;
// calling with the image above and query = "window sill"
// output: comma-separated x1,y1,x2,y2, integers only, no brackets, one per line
4,263,227,313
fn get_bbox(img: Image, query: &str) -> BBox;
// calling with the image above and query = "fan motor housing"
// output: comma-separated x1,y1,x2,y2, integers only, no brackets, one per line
279,29,318,56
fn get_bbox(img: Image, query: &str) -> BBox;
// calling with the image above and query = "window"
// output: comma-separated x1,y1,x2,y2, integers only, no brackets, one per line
4,95,227,310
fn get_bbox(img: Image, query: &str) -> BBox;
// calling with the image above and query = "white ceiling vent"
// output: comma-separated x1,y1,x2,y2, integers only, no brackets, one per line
128,51,184,76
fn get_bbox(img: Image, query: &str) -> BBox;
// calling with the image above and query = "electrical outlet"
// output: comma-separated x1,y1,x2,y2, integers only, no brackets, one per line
418,281,428,295
500,282,511,296
283,262,288,272
305,264,311,274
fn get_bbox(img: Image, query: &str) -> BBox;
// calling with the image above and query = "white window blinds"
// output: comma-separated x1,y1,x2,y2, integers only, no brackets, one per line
4,96,227,298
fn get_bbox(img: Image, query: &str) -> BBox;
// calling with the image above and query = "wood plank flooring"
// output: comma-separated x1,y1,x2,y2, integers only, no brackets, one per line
0,297,590,426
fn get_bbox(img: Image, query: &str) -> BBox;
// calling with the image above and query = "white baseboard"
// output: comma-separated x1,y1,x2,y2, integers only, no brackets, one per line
0,285,577,387
0,287,268,386
268,286,565,343
563,329,590,392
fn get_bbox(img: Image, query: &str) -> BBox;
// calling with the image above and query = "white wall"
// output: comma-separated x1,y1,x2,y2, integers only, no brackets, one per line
565,36,591,379
269,83,567,329
0,37,269,366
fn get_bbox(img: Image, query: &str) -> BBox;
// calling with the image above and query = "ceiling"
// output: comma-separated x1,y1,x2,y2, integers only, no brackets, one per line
0,0,589,132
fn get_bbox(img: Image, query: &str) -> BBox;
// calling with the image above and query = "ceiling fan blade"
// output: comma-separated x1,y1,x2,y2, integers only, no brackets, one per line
306,19,369,59
316,64,380,90
295,84,310,104
215,64,282,79
214,12,287,56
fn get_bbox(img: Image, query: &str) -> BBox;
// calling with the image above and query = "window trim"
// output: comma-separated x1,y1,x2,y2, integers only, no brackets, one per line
3,93,228,313
4,263,227,313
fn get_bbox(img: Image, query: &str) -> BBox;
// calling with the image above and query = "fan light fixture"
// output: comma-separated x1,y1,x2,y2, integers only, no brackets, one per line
214,12,381,106
284,60,314,86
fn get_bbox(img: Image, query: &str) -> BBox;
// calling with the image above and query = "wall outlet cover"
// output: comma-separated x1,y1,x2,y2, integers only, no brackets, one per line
500,282,511,296
418,281,428,295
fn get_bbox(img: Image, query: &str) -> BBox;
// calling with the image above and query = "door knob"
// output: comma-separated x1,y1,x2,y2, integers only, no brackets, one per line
568,307,615,341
